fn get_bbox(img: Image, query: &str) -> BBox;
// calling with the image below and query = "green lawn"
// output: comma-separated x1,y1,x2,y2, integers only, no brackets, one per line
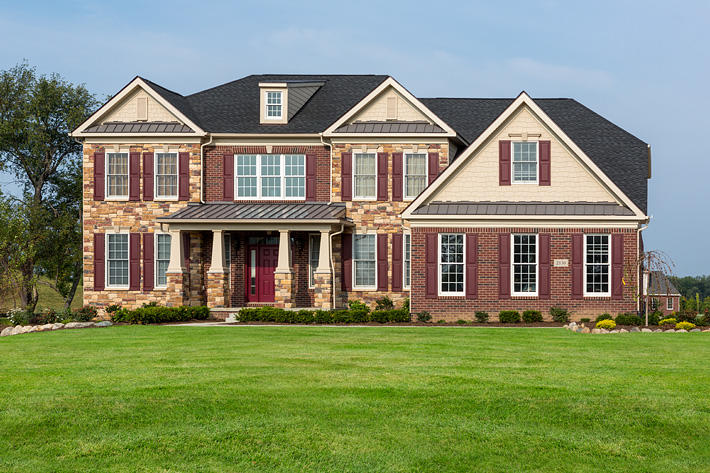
0,326,708,472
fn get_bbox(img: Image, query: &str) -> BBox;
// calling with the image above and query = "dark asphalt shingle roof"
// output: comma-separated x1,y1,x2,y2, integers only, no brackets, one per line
158,202,347,221
411,201,635,217
648,271,680,296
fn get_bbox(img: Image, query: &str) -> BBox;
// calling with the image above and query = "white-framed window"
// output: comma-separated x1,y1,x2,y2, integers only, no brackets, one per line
353,233,376,289
106,233,129,288
265,91,282,119
155,233,171,288
404,233,411,289
404,153,427,199
106,152,129,199
439,233,464,295
353,153,376,199
584,234,610,296
512,234,538,296
667,297,674,311
234,154,306,200
309,234,320,288
512,141,538,184
155,152,178,199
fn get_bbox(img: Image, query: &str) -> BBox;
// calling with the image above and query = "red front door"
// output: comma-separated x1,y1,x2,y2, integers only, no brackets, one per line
246,245,278,302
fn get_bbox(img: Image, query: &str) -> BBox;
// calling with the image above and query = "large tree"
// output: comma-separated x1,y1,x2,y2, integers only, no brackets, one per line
0,62,98,310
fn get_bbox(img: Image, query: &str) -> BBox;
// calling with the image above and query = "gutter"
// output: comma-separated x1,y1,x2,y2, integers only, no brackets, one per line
199,134,214,203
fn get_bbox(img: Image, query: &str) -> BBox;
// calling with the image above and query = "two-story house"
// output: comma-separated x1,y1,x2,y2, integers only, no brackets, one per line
71,74,650,321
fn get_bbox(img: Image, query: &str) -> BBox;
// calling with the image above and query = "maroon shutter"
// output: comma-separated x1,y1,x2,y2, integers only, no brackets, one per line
143,152,154,201
392,233,403,292
392,152,403,201
539,141,551,186
612,234,624,300
223,154,234,201
129,152,141,201
183,233,191,270
539,233,551,299
342,233,352,291
465,233,478,300
129,233,140,291
499,140,511,186
178,152,190,200
94,233,105,291
571,234,583,299
377,233,388,291
143,233,154,292
498,233,510,299
425,233,437,298
305,153,317,201
377,152,388,201
94,152,105,200
427,152,439,185
341,152,352,201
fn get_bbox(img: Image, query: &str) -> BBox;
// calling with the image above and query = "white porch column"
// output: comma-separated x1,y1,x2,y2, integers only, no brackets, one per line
275,229,291,273
208,229,226,273
315,230,331,273
166,230,185,273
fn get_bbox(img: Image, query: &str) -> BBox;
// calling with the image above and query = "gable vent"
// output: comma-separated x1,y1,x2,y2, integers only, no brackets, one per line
386,96,398,120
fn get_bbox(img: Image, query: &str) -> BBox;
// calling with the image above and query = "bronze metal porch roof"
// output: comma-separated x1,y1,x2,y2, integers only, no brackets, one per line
410,201,635,217
158,202,348,222
333,120,445,134
84,121,194,133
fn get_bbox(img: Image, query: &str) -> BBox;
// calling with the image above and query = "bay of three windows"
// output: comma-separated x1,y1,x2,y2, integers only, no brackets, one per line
105,152,179,199
106,233,171,288
236,154,305,199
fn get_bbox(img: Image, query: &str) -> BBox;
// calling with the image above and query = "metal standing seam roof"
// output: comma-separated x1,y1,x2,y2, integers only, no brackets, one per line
334,121,446,134
648,271,681,295
411,201,635,217
83,121,194,133
157,202,348,221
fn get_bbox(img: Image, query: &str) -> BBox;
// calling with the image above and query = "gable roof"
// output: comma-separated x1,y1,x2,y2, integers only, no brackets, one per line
648,271,680,296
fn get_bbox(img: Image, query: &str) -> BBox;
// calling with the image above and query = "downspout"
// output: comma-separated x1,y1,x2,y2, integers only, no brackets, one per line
637,221,650,316
320,133,332,202
330,223,345,309
199,134,214,204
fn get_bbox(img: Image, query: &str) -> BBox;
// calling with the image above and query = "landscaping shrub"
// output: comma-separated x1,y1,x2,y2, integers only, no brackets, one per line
658,318,677,327
456,319,468,325
437,319,447,324
348,300,370,313
647,311,662,326
73,305,98,322
675,309,697,323
0,317,11,327
675,321,696,331
401,298,410,313
374,296,394,311
236,306,408,325
112,305,210,324
596,319,616,330
474,311,489,323
105,304,122,315
314,310,333,324
499,311,521,324
695,314,707,326
615,313,642,326
580,318,591,323
7,308,31,326
549,307,569,323
416,311,432,323
522,310,543,323
595,313,613,323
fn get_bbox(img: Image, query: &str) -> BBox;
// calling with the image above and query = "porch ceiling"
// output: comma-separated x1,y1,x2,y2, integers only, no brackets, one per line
157,202,350,225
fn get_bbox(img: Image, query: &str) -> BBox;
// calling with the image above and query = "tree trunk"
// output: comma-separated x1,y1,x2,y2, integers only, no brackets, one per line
19,263,38,312
63,261,82,310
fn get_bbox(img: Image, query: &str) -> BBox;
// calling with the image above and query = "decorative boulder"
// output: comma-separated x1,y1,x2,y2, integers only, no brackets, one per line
26,326,39,333
600,328,609,334
563,324,569,330
630,327,641,332
676,329,687,333
641,328,653,333
65,322,95,329
654,329,663,333
664,329,675,333
690,328,701,332
610,330,619,333
619,328,629,333
591,328,601,334
1,326,13,337
95,321,113,327
39,324,54,332
581,327,590,334
52,323,64,330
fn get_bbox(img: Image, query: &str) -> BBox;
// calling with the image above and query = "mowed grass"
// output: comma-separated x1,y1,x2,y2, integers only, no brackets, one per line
0,326,708,472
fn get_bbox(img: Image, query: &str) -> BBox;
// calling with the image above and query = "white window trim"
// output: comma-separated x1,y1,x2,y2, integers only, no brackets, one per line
403,151,428,201
352,232,377,290
308,233,320,289
438,233,465,297
511,233,539,297
264,90,283,120
511,141,539,185
352,152,378,201
105,152,130,201
106,232,130,290
403,232,411,290
154,152,179,201
233,154,306,201
667,297,674,311
154,231,171,290
583,233,611,298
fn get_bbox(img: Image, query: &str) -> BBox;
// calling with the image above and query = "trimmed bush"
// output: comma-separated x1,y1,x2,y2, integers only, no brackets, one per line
522,310,543,323
549,307,569,323
236,306,408,325
695,314,707,327
73,305,98,322
659,317,677,327
647,311,662,326
499,311,521,324
596,319,616,330
416,311,432,323
112,305,210,324
348,300,370,313
401,298,410,313
615,313,642,326
580,318,591,323
675,321,696,331
475,311,489,323
456,319,468,325
595,313,613,323
374,296,394,311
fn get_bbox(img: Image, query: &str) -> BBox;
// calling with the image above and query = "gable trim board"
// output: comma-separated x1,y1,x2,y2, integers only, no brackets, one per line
402,92,648,221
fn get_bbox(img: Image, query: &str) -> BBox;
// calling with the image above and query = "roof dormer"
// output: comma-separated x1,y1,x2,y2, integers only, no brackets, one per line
259,80,324,125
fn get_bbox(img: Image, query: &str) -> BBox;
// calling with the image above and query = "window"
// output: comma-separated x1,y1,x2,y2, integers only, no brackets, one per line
651,298,659,311
155,233,171,287
107,234,129,288
585,234,610,296
106,152,129,198
404,233,411,289
404,153,427,199
354,153,376,199
353,234,376,288
512,234,537,296
155,152,178,198
265,91,282,119
235,154,306,199
309,234,320,288
667,297,673,311
439,234,464,295
512,142,538,183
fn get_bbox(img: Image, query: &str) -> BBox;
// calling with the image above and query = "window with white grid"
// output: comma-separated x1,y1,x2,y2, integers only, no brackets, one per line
155,233,171,287
404,233,411,288
106,153,129,198
354,153,376,199
404,153,427,198
309,234,320,288
585,234,610,295
285,154,305,197
155,152,178,198
260,154,281,197
266,91,282,119
439,234,464,295
234,154,306,199
512,234,537,295
512,142,538,183
667,297,673,310
236,154,257,197
107,234,129,287
354,234,376,288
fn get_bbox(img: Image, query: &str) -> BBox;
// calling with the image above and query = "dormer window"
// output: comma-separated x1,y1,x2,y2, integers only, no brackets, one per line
266,91,282,119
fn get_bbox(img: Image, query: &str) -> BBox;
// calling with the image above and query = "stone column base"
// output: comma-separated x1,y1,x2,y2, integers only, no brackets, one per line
274,271,294,308
166,272,188,307
206,271,229,308
312,271,333,310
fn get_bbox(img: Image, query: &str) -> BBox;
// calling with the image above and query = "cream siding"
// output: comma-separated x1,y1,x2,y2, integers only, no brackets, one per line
101,89,181,124
351,87,429,123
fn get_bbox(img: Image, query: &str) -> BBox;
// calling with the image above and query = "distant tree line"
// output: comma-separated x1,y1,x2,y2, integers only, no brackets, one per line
669,275,710,300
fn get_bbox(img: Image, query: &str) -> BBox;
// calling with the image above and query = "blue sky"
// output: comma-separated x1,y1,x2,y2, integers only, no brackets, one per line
0,0,708,275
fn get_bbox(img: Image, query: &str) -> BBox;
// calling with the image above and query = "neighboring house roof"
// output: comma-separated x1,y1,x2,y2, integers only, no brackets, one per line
334,121,445,134
158,202,348,222
411,201,635,217
84,121,193,134
648,271,681,296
